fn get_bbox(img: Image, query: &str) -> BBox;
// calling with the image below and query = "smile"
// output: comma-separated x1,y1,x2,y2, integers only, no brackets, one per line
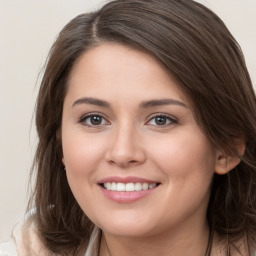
98,177,161,203
103,182,158,191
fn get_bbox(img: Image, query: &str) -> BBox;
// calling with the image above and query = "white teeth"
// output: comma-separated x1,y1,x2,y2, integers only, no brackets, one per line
126,183,135,191
116,183,126,191
134,182,142,191
142,183,149,190
103,182,157,191
105,182,112,190
111,182,117,191
149,183,157,189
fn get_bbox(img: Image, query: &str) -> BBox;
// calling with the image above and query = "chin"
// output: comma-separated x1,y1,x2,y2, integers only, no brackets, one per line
97,214,158,237
103,224,155,238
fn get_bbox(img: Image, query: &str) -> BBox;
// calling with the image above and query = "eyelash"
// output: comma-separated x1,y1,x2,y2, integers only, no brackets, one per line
79,113,110,127
146,114,178,127
79,113,178,128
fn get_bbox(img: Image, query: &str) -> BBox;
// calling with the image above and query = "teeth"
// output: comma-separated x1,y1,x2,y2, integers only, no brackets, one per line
111,182,117,191
142,183,149,190
134,183,142,191
116,183,126,191
149,183,157,189
103,182,157,191
126,183,135,192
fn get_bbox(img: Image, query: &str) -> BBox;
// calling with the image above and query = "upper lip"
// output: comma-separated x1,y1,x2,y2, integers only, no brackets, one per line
98,176,160,184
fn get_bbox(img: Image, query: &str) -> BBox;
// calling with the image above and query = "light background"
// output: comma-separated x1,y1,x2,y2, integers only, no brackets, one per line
0,0,255,241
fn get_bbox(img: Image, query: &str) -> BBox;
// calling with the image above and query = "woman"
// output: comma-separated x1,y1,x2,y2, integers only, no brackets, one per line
1,0,256,255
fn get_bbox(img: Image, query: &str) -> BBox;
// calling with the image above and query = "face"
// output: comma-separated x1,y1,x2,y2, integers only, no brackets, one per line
61,43,218,238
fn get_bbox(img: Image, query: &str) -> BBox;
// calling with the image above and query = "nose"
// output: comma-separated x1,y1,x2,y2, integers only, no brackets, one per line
105,123,146,168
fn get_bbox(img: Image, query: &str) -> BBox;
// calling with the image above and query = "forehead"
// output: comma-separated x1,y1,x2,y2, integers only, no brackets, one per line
67,43,190,106
70,43,168,82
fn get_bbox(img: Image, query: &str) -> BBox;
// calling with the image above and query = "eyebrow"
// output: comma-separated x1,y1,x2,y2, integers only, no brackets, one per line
72,97,111,108
72,97,189,109
139,99,189,109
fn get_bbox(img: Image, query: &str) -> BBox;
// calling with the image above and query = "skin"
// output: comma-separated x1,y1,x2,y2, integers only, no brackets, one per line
61,43,240,256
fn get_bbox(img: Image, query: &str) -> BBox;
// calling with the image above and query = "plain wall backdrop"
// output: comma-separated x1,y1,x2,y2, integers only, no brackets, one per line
1,0,256,241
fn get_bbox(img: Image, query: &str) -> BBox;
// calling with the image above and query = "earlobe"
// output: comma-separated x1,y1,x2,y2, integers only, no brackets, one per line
215,141,246,175
215,153,241,175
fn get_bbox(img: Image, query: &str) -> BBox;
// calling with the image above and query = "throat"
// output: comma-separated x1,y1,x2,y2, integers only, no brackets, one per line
99,227,213,256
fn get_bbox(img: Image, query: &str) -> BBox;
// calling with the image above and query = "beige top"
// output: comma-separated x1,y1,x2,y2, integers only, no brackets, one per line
0,217,253,256
0,217,101,256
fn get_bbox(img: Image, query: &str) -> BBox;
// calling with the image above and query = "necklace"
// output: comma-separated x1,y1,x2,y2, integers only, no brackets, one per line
103,227,213,256
103,234,112,256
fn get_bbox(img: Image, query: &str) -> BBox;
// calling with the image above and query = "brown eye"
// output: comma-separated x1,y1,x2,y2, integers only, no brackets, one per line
155,116,168,125
147,114,177,126
90,115,103,125
80,114,109,127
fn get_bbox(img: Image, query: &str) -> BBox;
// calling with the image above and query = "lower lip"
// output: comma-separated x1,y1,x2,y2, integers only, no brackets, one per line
99,185,158,204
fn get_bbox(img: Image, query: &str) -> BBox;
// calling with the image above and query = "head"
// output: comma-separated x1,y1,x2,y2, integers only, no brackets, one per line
31,0,256,254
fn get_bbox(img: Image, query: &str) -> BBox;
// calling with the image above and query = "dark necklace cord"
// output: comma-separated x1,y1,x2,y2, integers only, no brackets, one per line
103,227,213,256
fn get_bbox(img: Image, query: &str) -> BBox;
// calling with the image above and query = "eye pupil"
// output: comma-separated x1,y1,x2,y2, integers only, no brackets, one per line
155,116,167,125
91,115,102,125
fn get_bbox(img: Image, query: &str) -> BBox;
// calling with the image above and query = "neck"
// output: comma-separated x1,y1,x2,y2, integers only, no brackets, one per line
99,220,211,256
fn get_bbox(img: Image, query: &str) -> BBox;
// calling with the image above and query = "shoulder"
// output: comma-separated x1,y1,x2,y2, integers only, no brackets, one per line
1,214,101,256
0,237,18,256
0,214,54,256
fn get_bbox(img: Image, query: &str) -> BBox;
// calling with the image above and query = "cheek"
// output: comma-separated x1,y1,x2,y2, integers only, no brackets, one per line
61,129,106,190
61,132,106,214
151,132,216,175
147,133,216,223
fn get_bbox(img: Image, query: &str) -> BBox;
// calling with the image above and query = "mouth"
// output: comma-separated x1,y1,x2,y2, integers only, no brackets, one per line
97,176,161,203
98,177,161,203
99,182,161,192
98,180,161,203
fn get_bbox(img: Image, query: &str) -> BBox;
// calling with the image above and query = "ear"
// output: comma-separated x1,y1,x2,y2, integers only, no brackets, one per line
215,140,246,175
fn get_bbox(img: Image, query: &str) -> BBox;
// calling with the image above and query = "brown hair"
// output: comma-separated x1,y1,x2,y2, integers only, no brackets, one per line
30,0,256,255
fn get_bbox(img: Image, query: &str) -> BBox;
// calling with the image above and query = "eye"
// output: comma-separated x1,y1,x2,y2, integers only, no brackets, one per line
80,114,109,127
147,114,177,126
